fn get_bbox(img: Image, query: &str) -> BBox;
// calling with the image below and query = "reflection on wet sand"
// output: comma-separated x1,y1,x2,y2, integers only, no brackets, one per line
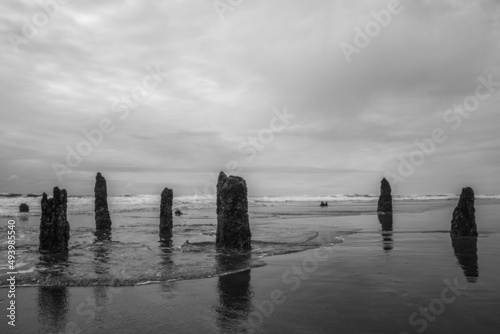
451,237,479,283
215,251,253,333
37,254,70,333
37,285,69,333
378,214,394,252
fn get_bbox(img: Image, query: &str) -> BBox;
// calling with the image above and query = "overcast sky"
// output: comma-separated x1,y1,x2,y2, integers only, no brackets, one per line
1,0,499,196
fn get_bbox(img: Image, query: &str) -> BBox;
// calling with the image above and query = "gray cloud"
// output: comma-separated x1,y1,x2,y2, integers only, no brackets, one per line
0,0,499,196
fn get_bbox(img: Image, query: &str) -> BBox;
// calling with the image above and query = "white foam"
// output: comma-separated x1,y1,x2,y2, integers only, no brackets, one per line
1,193,498,217
17,267,36,274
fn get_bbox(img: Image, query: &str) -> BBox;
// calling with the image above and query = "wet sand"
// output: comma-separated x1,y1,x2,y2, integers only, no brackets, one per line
2,200,500,333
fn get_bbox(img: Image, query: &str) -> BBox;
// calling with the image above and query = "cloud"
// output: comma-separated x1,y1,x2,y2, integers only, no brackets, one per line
0,0,499,195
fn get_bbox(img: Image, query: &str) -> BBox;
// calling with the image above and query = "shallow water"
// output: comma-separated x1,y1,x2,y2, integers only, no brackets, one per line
2,199,497,287
0,202,362,287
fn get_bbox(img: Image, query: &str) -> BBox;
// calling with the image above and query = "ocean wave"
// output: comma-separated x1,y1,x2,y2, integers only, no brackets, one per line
476,195,500,200
1,193,499,217
0,240,309,287
393,194,458,201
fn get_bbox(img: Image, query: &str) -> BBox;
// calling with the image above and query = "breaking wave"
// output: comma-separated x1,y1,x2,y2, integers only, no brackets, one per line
2,193,499,217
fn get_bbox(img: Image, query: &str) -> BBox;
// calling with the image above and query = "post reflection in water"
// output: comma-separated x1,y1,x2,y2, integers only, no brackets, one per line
451,237,479,283
93,230,112,275
92,230,113,323
157,237,177,300
378,214,394,252
215,251,253,333
159,230,173,244
37,254,70,333
94,229,112,243
159,236,174,268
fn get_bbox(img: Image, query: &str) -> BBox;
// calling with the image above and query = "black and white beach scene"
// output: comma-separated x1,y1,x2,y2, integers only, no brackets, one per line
1,1,500,333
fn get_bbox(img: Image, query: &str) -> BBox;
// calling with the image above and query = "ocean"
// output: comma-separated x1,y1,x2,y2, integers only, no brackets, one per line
2,193,500,217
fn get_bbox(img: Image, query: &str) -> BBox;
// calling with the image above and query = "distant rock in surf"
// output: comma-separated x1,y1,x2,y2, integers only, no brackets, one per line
377,178,393,214
216,172,251,250
175,208,183,216
39,187,70,253
95,172,112,230
451,187,477,237
19,203,29,213
160,188,173,237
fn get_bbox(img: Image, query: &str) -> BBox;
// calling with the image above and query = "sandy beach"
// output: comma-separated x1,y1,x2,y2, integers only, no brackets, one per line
2,198,499,334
